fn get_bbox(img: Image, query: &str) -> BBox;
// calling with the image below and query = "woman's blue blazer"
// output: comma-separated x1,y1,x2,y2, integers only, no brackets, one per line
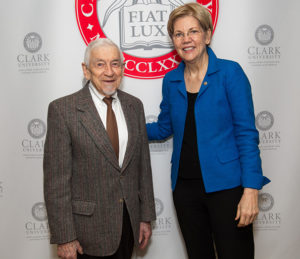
146,47,270,192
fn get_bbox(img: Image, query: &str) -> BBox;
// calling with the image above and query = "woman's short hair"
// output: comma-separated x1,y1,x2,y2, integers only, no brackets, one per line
167,3,213,38
83,38,124,68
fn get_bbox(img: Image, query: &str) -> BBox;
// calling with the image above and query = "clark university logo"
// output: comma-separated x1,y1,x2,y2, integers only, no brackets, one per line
76,0,219,79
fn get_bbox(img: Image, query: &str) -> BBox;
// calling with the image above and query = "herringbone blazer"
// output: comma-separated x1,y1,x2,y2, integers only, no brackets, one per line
43,85,156,256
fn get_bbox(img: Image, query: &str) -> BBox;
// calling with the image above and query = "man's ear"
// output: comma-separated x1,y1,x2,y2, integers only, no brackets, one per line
82,63,91,80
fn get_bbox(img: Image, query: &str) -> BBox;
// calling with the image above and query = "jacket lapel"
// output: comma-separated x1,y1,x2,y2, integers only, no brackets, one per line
76,85,120,170
118,90,138,173
198,47,220,98
172,47,221,100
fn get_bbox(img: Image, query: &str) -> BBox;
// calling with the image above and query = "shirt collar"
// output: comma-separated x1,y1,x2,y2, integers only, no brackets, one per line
89,82,119,102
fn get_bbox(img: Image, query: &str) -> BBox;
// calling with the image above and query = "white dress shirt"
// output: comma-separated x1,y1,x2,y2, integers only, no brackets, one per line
89,83,128,167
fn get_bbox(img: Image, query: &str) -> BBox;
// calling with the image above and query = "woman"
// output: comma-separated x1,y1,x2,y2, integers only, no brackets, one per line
146,3,270,259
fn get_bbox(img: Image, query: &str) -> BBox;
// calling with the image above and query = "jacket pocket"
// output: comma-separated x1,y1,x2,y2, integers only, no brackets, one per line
217,147,240,164
72,200,96,216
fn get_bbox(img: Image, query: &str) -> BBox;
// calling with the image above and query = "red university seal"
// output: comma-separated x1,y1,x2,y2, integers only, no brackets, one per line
76,0,219,79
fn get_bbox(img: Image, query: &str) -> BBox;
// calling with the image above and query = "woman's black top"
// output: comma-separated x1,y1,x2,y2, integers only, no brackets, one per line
178,92,203,180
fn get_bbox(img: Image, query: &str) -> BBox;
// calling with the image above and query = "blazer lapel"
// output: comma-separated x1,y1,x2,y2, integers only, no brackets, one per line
118,90,138,173
76,85,120,170
198,76,210,98
198,46,220,98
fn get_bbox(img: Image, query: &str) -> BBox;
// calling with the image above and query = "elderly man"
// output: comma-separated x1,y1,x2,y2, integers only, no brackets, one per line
44,38,156,259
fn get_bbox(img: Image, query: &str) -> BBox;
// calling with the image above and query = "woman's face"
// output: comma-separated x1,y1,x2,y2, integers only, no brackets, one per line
172,15,211,64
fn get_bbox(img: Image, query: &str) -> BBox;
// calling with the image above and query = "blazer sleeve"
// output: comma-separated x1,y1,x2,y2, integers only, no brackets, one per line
146,75,173,140
225,62,270,189
137,100,156,222
43,101,77,244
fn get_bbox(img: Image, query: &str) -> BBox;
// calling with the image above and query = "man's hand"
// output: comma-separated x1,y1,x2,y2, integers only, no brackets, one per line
235,188,259,227
139,222,152,250
57,240,83,259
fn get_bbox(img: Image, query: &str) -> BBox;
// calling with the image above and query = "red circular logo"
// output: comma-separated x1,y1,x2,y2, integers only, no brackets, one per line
76,0,219,79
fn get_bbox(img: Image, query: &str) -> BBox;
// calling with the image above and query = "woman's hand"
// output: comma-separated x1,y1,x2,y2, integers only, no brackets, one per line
235,188,259,227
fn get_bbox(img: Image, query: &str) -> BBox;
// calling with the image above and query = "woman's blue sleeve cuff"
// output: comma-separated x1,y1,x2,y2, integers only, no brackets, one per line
242,174,271,190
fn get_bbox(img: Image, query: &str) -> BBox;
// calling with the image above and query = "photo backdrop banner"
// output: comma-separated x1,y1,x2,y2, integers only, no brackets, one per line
1,0,300,258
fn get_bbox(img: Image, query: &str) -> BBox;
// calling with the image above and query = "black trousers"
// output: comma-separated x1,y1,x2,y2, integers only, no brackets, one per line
173,178,254,259
78,204,134,259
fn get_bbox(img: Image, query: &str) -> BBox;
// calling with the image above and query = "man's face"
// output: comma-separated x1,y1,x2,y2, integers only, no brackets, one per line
82,45,123,97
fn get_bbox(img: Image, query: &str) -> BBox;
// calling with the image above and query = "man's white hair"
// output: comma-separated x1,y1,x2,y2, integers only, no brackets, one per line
83,38,124,67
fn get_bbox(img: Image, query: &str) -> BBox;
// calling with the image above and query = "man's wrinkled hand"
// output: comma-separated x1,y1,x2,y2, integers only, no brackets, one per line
57,240,83,259
139,222,152,250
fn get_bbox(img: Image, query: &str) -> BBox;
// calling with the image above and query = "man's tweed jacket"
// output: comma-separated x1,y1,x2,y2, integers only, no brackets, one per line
43,85,156,256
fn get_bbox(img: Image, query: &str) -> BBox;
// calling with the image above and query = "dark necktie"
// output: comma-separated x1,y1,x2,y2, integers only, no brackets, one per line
103,97,119,159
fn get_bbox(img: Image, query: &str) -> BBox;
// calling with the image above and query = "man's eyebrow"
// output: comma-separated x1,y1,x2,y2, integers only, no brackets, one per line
93,58,121,62
93,58,105,62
